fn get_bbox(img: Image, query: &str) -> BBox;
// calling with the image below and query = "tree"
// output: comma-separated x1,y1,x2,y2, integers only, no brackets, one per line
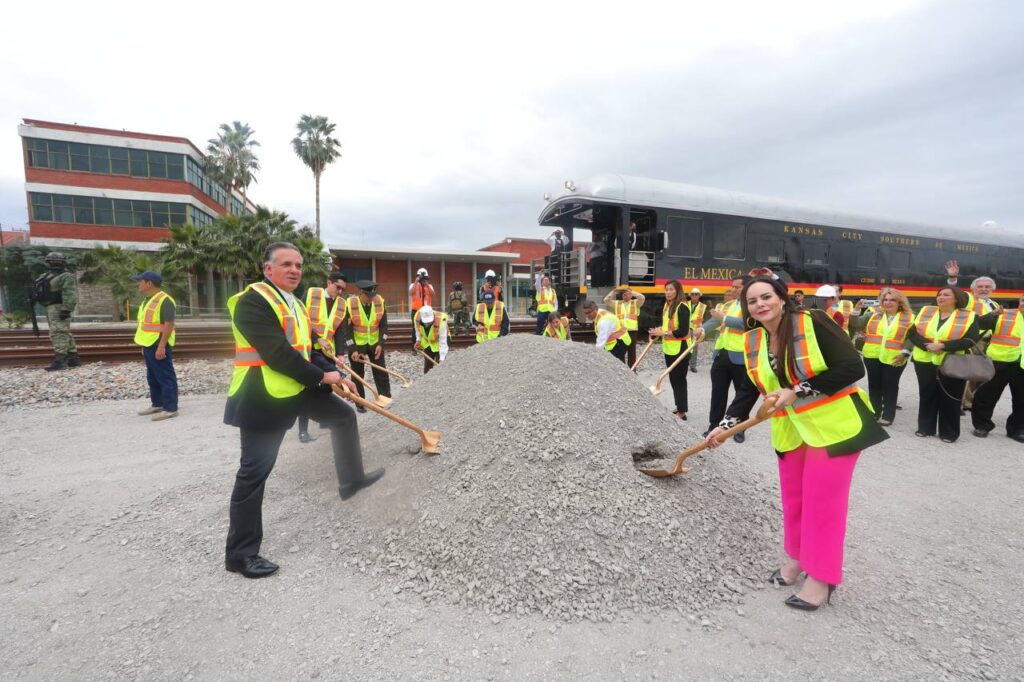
206,121,260,213
292,114,342,240
162,223,209,317
79,246,185,320
0,245,58,314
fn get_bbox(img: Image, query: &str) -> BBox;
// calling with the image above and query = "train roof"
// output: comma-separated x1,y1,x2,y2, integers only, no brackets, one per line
539,174,1024,248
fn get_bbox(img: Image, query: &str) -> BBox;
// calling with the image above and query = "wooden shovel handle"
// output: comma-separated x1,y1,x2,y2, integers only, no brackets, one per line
416,348,440,366
630,340,656,371
333,383,427,437
363,358,411,385
653,340,698,390
671,396,780,470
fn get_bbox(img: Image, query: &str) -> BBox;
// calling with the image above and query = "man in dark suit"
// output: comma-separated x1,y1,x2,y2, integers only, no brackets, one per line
223,242,384,579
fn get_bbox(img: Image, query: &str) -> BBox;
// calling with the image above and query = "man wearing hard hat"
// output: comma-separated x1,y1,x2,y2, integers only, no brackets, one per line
413,305,449,374
815,285,846,329
409,267,436,322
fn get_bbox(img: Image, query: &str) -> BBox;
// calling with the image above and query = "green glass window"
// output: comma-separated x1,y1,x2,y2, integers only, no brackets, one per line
148,151,167,179
129,149,148,177
89,146,111,174
30,193,53,221
49,141,70,170
166,154,184,180
72,195,94,224
114,199,133,226
93,198,114,225
69,143,90,172
52,194,74,222
110,148,130,175
132,200,152,227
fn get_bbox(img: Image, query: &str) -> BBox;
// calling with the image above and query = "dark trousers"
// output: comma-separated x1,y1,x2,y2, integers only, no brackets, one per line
142,343,178,412
972,360,1024,436
665,349,691,413
864,357,906,422
349,349,391,398
226,391,359,561
625,332,639,368
297,416,310,435
914,361,966,440
708,351,759,429
610,339,629,362
535,311,550,335
422,349,440,374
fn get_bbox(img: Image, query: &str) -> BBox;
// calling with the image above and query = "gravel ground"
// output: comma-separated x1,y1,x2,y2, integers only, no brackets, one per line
1,345,1022,680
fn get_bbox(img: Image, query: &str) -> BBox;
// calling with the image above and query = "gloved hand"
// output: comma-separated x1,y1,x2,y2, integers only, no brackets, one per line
58,310,71,320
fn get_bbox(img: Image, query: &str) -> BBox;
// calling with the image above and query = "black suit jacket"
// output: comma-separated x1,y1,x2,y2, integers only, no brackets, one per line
223,280,336,431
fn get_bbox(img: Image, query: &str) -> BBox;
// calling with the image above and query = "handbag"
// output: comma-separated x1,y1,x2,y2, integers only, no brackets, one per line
937,340,995,383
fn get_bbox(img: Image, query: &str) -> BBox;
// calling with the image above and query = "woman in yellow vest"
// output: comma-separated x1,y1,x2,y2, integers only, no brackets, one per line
648,280,691,419
705,275,888,611
542,309,571,340
906,286,979,442
858,288,914,426
970,292,1024,442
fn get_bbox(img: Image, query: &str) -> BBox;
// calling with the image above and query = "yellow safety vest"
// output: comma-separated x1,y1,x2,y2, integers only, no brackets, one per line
415,313,448,352
661,302,689,356
743,312,870,452
347,295,385,346
543,316,569,340
227,282,312,399
305,287,347,354
861,311,913,365
134,290,176,347
687,301,706,329
986,310,1022,363
911,306,976,365
474,302,505,343
965,292,997,317
615,299,640,331
714,300,745,352
595,309,631,351
836,300,853,331
536,287,557,314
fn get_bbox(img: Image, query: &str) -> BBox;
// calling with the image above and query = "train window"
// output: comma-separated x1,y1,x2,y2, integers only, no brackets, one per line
755,239,785,264
856,246,878,269
713,221,746,260
889,249,911,270
803,240,829,265
666,215,702,258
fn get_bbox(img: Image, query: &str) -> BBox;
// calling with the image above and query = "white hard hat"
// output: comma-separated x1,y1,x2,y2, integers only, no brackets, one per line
417,267,429,277
485,269,496,278
690,288,701,294
815,285,837,298
419,305,434,323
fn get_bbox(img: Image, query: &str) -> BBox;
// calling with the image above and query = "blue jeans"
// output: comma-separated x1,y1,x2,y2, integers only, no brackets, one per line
535,311,550,335
143,343,178,412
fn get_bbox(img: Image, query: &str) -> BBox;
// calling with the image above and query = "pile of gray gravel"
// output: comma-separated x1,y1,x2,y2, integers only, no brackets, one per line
350,334,780,621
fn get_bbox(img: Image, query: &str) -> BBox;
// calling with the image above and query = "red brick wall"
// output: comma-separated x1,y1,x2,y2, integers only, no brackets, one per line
444,263,473,289
374,259,410,314
30,222,169,243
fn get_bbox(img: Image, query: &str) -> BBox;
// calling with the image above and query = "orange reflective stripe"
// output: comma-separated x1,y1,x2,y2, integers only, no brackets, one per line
947,310,972,340
140,291,167,332
792,314,814,380
790,386,859,414
915,307,939,344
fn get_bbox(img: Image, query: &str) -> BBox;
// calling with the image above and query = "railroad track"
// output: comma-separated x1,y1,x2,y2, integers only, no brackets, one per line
0,321,596,367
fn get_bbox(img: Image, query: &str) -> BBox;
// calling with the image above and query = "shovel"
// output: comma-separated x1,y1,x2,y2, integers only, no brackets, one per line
649,341,699,395
630,340,656,372
638,397,779,478
333,383,441,455
416,348,440,367
361,357,413,389
320,349,393,408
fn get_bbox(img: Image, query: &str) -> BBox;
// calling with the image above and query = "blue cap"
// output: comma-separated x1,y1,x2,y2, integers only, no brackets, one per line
131,270,162,285
481,291,495,303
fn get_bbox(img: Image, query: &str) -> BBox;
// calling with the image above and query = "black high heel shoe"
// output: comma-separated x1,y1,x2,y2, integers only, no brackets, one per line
767,568,802,586
784,584,836,611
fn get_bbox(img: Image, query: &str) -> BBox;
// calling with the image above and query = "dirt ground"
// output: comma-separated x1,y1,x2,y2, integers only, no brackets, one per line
2,362,1022,681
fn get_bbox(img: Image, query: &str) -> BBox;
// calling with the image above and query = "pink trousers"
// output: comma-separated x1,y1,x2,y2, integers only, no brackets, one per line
776,444,860,585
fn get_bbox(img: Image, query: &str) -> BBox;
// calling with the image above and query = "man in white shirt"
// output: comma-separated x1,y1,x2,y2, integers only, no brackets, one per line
413,305,448,374
582,299,631,362
545,228,568,253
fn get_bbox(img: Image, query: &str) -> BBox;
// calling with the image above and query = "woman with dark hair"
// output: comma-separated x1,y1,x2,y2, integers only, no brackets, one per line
705,275,887,611
648,280,691,419
858,288,914,426
907,286,979,442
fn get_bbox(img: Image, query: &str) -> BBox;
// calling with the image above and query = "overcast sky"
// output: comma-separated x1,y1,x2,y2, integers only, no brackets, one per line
0,0,1021,249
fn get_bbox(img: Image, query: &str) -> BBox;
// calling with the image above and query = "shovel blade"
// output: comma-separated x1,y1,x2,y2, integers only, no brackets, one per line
375,396,393,408
400,380,413,389
420,430,442,455
639,465,689,478
649,385,662,395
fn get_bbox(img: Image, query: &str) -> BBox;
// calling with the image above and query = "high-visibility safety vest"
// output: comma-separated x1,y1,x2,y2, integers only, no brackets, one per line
410,282,433,312
911,306,976,365
474,301,505,343
966,292,997,317
687,301,707,329
836,300,853,331
543,315,569,340
744,312,871,452
305,287,347,354
714,299,745,352
662,302,690,356
347,295,386,346
134,290,176,347
861,311,914,365
536,287,557,314
415,312,448,352
228,282,312,399
595,309,631,351
986,310,1023,363
615,299,640,331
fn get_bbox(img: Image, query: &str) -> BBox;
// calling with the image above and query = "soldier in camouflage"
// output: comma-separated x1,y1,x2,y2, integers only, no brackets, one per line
35,252,80,371
447,281,470,336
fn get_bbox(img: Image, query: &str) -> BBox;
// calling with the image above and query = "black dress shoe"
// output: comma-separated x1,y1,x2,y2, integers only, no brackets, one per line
733,432,746,444
784,585,836,611
225,555,279,579
356,405,367,414
972,428,989,438
1010,432,1024,443
339,467,385,500
298,431,316,443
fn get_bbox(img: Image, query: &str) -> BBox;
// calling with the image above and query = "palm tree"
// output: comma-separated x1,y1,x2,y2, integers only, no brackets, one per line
292,114,342,240
206,121,260,213
162,223,209,316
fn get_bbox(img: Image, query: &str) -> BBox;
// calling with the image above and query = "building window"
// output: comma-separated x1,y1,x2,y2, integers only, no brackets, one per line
713,221,746,260
666,215,702,258
803,240,829,265
755,238,786,264
29,192,197,228
856,246,878,269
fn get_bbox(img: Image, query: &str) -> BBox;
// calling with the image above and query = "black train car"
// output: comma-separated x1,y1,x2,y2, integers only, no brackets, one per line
538,174,1023,322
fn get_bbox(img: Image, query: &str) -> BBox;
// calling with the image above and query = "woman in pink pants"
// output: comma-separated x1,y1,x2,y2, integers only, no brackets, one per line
706,275,888,610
